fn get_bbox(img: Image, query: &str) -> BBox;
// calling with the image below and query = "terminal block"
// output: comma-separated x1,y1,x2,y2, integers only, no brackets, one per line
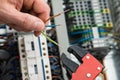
64,0,113,48
18,33,52,80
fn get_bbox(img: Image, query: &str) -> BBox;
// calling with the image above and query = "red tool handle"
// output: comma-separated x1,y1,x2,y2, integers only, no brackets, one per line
72,53,103,80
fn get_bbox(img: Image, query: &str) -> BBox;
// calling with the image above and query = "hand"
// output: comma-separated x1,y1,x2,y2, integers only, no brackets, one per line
0,0,50,36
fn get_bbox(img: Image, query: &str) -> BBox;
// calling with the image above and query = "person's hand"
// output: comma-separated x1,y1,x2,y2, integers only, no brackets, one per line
0,0,50,36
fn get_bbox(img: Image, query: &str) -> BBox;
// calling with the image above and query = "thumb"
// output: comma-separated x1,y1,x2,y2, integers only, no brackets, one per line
4,9,45,32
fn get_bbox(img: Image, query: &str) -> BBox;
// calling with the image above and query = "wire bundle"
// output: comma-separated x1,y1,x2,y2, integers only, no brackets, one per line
47,29,64,80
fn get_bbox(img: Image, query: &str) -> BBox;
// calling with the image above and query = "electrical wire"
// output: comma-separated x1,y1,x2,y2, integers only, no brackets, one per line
46,24,61,28
40,9,70,47
69,29,92,35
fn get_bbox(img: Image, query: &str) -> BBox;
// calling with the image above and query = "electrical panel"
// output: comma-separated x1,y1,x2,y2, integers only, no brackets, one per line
18,33,52,80
0,25,52,80
51,0,120,80
64,0,113,48
0,0,120,80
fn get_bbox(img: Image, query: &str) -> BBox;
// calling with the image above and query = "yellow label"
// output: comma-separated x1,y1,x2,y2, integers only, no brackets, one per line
106,22,113,28
103,9,110,14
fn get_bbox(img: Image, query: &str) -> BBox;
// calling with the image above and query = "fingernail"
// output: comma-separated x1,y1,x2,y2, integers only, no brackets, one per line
34,21,44,31
34,31,41,37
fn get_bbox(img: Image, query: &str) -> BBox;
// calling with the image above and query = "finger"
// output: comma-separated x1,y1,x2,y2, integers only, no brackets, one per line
23,0,50,23
34,31,41,37
7,23,31,32
29,10,37,16
0,21,4,24
33,0,50,23
4,9,45,32
23,0,34,10
7,23,21,31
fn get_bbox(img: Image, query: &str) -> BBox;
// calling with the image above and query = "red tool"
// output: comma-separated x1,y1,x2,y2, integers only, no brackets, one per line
61,46,103,80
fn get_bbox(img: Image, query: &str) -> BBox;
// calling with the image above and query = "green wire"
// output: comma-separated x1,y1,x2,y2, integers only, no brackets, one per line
40,10,70,47
40,30,59,46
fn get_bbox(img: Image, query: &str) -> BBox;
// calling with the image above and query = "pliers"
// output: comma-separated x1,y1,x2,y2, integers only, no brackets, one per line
61,45,103,80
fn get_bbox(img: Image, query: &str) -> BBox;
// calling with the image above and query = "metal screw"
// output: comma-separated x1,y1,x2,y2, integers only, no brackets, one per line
97,67,101,71
86,73,92,78
25,78,28,80
86,56,90,59
24,72,28,76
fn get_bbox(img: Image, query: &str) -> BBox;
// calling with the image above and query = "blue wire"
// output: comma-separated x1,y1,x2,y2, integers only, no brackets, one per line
46,25,58,28
69,29,92,36
0,24,6,29
98,28,108,32
71,37,93,44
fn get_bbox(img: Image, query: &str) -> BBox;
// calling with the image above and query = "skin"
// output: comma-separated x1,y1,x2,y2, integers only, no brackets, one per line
0,0,50,36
